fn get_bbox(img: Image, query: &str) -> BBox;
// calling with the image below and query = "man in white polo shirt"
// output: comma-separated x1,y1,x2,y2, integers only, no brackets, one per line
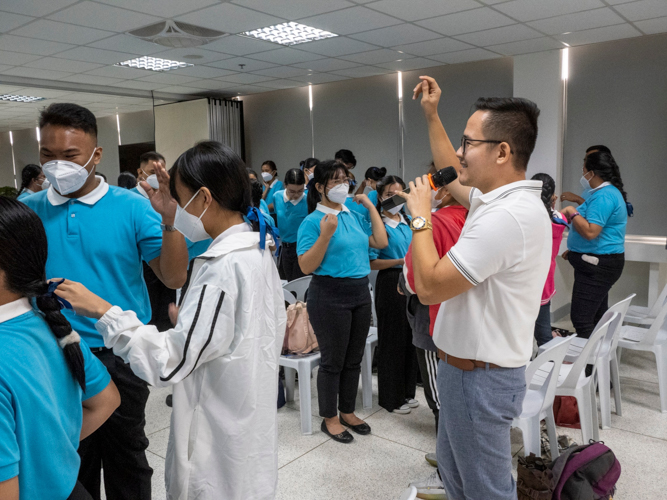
403,77,551,500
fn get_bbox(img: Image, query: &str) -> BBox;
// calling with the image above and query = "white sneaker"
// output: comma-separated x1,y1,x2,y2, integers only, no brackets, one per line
391,404,412,414
405,398,420,408
410,470,447,500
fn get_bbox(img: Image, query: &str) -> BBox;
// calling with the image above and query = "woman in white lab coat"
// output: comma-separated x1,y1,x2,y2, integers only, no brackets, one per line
55,141,287,500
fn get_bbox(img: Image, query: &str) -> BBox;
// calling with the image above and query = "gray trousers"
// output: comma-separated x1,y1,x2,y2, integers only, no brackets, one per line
436,360,525,500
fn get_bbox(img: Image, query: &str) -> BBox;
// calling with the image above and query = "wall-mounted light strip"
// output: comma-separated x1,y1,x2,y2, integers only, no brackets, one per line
561,48,569,81
308,84,313,111
36,126,41,153
309,85,314,157
9,131,17,189
116,113,122,145
397,71,403,100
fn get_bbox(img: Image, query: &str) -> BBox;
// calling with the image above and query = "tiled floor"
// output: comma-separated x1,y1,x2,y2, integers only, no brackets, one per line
109,345,666,500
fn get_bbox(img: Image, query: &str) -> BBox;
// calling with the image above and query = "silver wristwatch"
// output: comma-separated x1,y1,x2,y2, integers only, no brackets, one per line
160,224,177,232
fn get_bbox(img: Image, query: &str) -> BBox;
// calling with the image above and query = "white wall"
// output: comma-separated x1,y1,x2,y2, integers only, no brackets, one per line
155,99,209,169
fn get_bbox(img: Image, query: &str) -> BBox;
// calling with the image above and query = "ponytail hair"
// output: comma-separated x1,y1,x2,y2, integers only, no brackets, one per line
375,175,406,215
0,197,86,391
364,166,387,182
307,160,349,213
531,173,555,220
19,164,42,195
585,151,629,204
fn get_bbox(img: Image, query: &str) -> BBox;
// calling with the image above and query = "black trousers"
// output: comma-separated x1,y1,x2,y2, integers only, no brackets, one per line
78,349,153,500
307,275,372,418
143,262,176,331
375,268,418,411
278,243,306,282
569,252,625,339
416,347,440,431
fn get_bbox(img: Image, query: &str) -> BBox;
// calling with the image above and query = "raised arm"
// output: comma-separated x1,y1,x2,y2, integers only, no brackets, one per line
413,76,472,209
354,194,388,249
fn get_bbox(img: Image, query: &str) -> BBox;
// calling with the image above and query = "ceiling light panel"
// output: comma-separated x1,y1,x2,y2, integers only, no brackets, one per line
0,94,46,103
241,22,338,46
115,56,193,72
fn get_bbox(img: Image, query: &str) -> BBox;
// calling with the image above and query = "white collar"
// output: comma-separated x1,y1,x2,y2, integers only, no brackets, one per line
316,202,350,215
270,178,278,188
590,181,611,193
24,188,35,195
136,183,148,198
0,297,32,324
284,190,305,205
382,213,407,229
47,176,109,206
477,180,543,205
199,222,274,258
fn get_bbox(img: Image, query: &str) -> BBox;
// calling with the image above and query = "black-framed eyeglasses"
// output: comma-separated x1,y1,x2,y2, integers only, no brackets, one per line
460,136,511,155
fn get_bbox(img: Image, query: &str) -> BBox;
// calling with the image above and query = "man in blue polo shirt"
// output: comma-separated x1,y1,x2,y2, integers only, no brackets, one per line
23,103,189,500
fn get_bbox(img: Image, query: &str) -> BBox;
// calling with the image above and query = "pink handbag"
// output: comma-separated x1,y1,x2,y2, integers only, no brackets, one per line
282,301,319,354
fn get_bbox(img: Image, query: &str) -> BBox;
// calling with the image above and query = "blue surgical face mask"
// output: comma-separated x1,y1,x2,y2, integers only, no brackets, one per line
580,171,593,191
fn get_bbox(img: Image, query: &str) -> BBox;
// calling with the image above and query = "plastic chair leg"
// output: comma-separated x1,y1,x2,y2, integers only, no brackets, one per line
610,352,622,416
655,345,667,413
284,366,296,402
590,381,600,441
297,362,314,435
520,417,541,458
544,411,560,460
597,361,612,429
361,340,373,409
577,387,595,444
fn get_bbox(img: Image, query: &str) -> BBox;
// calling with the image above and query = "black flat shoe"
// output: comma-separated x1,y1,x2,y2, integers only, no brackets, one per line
166,394,172,407
321,420,354,443
339,414,371,435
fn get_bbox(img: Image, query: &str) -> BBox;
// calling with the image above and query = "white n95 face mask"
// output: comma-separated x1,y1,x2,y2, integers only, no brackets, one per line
42,149,97,195
261,172,273,182
41,179,51,190
174,189,210,242
146,174,159,190
307,172,314,181
327,183,349,204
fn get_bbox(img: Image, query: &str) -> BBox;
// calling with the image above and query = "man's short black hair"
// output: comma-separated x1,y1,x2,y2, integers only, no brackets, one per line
473,97,540,171
586,144,611,155
139,151,165,164
334,149,356,167
39,103,97,138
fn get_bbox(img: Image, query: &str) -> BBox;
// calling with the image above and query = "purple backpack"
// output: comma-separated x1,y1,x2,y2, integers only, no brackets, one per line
552,441,621,499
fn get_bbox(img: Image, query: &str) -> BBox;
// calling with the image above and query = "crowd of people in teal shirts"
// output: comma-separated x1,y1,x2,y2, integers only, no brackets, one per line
1,96,632,500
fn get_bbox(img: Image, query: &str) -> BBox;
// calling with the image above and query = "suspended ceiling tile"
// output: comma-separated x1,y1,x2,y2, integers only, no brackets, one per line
634,16,667,34
614,0,667,21
59,75,125,86
0,69,19,78
206,56,278,72
0,35,76,57
392,37,473,56
23,57,104,73
351,24,441,46
233,0,355,20
83,65,152,79
54,46,139,64
375,57,442,71
299,6,401,35
12,87,75,98
249,48,326,65
365,0,480,22
487,37,566,56
136,73,201,85
203,35,278,56
416,8,515,37
527,8,626,36
147,47,233,65
218,73,276,84
332,66,392,78
10,19,114,45
288,72,351,84
428,48,501,64
494,0,605,22
230,85,276,95
340,48,409,64
0,0,79,17
254,78,303,89
151,85,204,94
252,66,312,78
0,12,34,33
0,50,44,66
454,24,542,47
555,24,642,46
95,0,220,17
174,65,238,79
175,3,284,33
110,80,163,90
185,79,240,90
292,58,361,72
88,34,170,56
2,66,74,80
48,2,163,32
297,37,378,57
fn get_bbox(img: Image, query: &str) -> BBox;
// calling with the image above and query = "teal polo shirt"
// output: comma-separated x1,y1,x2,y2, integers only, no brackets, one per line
273,189,308,244
567,184,627,255
263,180,284,214
23,179,163,347
17,190,35,202
369,214,412,267
0,299,110,499
297,203,372,278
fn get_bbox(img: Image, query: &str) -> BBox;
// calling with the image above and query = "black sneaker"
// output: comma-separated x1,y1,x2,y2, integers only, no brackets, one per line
166,394,172,407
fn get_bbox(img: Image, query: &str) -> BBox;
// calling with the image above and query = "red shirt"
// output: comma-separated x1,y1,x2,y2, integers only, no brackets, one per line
405,205,468,336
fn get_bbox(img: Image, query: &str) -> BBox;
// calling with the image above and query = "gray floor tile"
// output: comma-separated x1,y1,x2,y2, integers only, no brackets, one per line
611,377,667,440
147,427,170,459
277,406,329,468
145,385,172,435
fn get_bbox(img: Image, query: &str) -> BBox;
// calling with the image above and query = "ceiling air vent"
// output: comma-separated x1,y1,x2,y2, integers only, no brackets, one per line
128,21,226,48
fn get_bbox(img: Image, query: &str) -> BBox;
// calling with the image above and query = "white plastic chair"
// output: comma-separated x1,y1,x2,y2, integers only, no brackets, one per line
360,271,380,409
398,486,417,500
283,275,312,302
532,312,617,444
618,296,667,413
625,283,667,326
539,295,634,429
513,335,575,460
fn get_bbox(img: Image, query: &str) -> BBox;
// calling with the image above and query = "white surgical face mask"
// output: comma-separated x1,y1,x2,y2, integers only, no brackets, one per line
327,183,349,205
42,149,97,195
41,179,51,190
307,172,314,181
261,172,273,182
146,174,159,190
431,190,441,209
174,190,210,242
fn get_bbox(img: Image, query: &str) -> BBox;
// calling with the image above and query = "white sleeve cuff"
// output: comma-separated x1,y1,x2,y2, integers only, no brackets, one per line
96,306,124,333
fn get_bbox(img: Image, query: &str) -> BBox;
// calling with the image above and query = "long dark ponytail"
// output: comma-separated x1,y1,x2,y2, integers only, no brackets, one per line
19,164,42,195
585,151,628,203
0,197,86,390
531,173,555,220
306,160,349,213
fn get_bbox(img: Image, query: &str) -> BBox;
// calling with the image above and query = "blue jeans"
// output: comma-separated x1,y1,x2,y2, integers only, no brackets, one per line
534,302,552,347
437,360,526,500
